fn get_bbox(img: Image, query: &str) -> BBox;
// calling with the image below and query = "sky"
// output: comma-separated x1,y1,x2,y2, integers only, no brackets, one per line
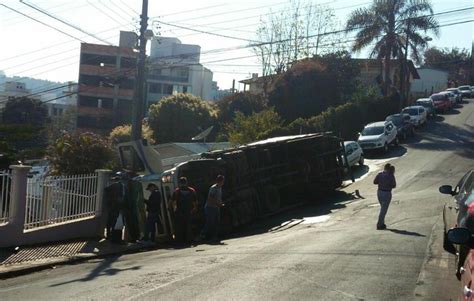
0,0,473,93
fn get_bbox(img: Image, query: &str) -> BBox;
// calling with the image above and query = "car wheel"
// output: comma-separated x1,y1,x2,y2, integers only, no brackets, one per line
443,230,457,254
358,155,364,166
383,143,388,153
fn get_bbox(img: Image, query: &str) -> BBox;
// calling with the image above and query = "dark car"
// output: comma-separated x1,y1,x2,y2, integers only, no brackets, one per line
415,98,436,117
385,113,414,140
440,170,474,275
446,88,463,103
458,85,473,98
430,93,451,113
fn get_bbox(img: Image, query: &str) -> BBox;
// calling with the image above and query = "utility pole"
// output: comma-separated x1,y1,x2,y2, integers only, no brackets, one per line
131,0,149,141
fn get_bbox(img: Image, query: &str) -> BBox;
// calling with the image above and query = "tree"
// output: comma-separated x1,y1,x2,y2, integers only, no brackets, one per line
109,123,155,146
254,0,342,92
268,52,361,121
217,92,268,124
46,107,77,143
225,108,284,144
148,93,216,143
2,97,48,125
47,132,114,175
1,97,49,161
346,0,438,95
423,47,472,85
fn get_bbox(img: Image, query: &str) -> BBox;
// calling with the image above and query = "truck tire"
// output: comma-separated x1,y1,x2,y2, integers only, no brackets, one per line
261,185,281,213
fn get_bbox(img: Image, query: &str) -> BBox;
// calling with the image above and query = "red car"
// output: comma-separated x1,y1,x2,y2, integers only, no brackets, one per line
447,227,474,300
431,93,451,113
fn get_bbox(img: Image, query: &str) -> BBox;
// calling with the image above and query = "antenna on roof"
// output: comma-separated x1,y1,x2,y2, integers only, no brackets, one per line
192,126,214,143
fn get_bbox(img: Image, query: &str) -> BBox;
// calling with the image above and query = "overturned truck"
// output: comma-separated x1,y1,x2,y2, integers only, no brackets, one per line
119,133,345,240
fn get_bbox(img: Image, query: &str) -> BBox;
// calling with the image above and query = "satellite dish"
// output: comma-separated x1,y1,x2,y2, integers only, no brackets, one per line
192,126,214,142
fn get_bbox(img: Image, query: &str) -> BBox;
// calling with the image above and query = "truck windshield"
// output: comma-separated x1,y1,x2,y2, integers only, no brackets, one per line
361,126,384,136
119,145,145,172
402,108,418,116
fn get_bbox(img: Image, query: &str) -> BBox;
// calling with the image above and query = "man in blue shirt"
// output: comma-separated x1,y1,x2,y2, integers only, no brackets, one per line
374,164,396,230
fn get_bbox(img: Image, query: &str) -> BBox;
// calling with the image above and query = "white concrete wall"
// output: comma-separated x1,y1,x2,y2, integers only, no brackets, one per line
411,68,448,95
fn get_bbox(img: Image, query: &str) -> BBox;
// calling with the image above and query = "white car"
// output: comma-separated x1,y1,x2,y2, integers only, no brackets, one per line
357,121,398,153
402,106,428,127
343,141,364,167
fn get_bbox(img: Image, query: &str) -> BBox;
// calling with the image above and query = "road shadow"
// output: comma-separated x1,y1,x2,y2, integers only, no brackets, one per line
430,115,445,123
210,190,363,243
387,228,426,237
49,254,141,287
408,120,474,159
443,109,461,115
344,164,369,182
363,145,407,160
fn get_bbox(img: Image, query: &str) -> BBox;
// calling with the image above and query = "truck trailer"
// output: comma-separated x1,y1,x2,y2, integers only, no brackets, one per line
118,133,345,240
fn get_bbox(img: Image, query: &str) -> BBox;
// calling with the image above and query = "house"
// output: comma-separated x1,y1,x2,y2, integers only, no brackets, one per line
355,58,420,91
410,67,448,97
239,59,420,95
239,73,277,95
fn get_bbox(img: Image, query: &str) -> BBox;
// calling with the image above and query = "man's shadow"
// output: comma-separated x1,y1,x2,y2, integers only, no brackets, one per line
387,228,426,237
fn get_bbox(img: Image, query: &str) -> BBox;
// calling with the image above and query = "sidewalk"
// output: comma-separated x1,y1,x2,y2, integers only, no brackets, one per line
0,238,148,279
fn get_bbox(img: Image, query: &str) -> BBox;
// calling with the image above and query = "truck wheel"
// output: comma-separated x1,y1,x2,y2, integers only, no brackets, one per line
261,185,280,213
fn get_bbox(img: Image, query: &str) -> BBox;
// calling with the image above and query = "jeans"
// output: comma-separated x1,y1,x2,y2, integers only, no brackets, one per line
203,205,220,240
144,212,160,242
377,190,392,227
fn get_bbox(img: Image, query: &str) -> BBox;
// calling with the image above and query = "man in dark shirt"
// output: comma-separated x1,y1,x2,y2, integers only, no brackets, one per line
171,177,197,244
143,183,162,242
373,164,397,230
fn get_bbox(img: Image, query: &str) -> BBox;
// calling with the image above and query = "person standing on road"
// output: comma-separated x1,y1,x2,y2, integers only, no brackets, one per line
202,175,225,242
373,164,396,230
142,183,162,243
171,177,197,244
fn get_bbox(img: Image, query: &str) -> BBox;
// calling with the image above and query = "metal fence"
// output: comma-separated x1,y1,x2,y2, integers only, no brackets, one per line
0,170,11,224
25,173,99,230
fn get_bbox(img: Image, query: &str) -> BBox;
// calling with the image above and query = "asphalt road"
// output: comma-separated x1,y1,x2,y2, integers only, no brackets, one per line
2,99,473,301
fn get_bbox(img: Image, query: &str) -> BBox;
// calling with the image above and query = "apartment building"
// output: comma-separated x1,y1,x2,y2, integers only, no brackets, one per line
146,37,214,107
76,31,137,133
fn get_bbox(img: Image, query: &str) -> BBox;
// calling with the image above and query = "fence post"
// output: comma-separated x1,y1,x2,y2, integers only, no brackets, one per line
9,165,31,225
95,169,112,216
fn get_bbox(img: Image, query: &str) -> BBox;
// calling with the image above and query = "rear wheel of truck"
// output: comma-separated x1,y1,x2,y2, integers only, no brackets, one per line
261,185,281,213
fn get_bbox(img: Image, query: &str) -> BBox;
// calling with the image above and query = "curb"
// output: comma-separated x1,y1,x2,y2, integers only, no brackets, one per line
0,243,154,280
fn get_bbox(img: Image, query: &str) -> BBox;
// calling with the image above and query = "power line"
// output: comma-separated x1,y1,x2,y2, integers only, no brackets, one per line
86,0,126,27
0,3,86,42
19,0,114,45
107,0,139,20
98,0,135,25
154,20,260,43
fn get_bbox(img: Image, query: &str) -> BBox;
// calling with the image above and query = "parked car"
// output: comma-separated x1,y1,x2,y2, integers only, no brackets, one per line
458,85,473,98
446,88,463,103
430,93,451,113
385,113,415,140
357,121,398,153
440,170,474,276
415,98,436,117
343,141,364,167
447,227,474,300
401,106,428,127
442,91,457,107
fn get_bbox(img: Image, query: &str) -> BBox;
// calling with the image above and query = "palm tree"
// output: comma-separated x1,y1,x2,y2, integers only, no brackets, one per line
346,0,439,95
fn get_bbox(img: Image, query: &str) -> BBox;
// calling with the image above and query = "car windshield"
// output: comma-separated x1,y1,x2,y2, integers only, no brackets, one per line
361,126,384,136
446,89,459,94
386,116,402,126
459,86,470,91
402,108,418,115
416,102,429,108
431,95,444,101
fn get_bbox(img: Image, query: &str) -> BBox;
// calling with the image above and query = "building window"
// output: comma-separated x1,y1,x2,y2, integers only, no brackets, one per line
183,86,188,93
119,79,135,90
81,53,116,67
120,57,136,69
176,68,189,78
78,96,99,107
149,83,162,94
101,98,114,109
163,84,173,95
